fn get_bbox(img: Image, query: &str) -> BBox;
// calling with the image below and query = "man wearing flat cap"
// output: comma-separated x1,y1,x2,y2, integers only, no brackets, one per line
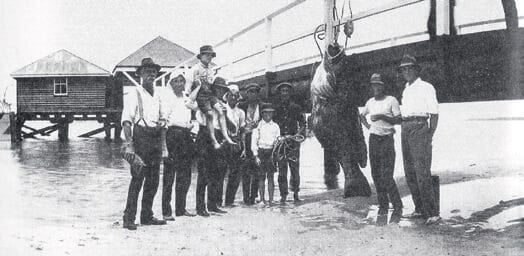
398,54,440,225
223,85,247,207
237,83,263,205
121,58,167,230
273,82,306,204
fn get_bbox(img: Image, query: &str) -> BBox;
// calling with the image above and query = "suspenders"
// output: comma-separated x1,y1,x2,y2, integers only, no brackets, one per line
135,87,159,128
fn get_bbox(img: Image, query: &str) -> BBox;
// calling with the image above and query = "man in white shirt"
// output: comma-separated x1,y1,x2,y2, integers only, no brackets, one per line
237,83,262,205
399,54,440,225
360,73,403,225
121,58,167,230
223,85,248,207
160,70,197,221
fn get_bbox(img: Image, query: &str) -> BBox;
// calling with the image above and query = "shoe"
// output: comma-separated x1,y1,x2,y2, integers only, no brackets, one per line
390,210,403,224
141,217,167,225
293,193,301,203
182,211,196,217
377,208,389,216
280,196,287,205
376,214,388,226
123,221,138,230
197,210,210,217
163,215,175,221
404,211,425,219
208,208,227,214
425,216,442,225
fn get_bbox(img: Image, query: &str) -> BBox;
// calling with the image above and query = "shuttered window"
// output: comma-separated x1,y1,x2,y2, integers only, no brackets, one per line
53,78,68,96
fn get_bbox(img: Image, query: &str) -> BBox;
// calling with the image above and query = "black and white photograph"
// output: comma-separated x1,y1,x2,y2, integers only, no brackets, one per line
0,0,522,255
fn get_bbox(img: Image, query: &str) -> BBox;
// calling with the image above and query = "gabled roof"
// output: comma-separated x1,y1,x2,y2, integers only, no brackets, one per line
113,36,199,73
11,49,110,78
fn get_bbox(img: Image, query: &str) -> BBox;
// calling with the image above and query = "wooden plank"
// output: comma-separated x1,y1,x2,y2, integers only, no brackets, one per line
78,123,116,138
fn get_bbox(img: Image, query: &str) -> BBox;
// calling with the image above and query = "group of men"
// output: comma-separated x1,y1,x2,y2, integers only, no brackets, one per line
121,46,306,230
120,41,441,230
360,54,440,225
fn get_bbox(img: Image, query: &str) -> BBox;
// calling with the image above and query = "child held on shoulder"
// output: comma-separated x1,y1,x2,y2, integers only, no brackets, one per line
190,45,236,149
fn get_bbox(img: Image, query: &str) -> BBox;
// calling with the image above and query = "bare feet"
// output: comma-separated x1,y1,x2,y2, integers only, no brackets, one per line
225,137,236,145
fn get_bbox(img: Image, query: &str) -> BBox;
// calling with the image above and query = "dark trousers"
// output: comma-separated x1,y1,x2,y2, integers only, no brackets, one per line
195,127,226,212
369,134,402,212
123,125,162,223
224,138,245,205
241,133,259,203
402,120,438,217
278,143,300,197
162,126,195,216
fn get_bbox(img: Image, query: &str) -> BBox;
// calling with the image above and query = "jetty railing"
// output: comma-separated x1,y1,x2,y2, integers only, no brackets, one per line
155,0,521,84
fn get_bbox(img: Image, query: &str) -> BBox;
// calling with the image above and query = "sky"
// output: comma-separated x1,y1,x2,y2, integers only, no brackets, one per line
0,0,521,102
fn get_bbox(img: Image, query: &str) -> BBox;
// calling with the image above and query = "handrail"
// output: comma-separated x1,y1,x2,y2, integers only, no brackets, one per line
154,0,307,83
231,16,521,81
456,16,524,30
214,0,427,73
159,0,521,84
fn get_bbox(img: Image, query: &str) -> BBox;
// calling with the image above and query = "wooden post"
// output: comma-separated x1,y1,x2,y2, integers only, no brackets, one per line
104,119,111,142
58,120,69,142
265,17,274,73
324,0,335,51
9,113,18,142
436,0,451,36
228,38,235,79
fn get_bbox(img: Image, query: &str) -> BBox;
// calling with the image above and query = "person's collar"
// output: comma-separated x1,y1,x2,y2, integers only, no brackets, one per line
407,77,421,86
140,84,154,96
199,61,209,69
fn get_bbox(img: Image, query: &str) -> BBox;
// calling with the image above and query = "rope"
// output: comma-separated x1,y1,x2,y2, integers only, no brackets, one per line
271,134,306,173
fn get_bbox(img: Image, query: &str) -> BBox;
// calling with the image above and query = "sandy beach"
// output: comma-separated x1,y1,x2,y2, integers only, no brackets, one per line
0,100,523,256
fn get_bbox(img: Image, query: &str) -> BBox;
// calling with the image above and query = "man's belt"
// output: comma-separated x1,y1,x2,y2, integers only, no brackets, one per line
168,125,191,132
402,116,428,122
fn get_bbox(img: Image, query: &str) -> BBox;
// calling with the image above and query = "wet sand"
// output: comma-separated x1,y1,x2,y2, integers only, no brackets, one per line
0,100,523,255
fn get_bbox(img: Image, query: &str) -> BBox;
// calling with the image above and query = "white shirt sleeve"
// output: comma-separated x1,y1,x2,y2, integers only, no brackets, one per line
239,109,246,129
158,91,169,122
121,89,138,126
390,97,401,116
425,83,439,114
273,123,281,144
361,99,370,116
251,125,260,157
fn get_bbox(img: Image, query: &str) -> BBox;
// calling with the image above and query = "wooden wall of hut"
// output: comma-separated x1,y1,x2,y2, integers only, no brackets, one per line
237,28,524,111
16,76,113,113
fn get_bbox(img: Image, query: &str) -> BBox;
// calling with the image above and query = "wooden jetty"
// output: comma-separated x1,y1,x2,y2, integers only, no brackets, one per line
10,50,122,142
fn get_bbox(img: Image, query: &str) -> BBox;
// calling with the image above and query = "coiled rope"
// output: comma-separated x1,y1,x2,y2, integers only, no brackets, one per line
271,134,306,172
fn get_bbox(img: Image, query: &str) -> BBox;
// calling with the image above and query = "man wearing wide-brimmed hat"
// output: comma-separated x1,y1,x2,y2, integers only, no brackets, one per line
273,82,306,204
360,73,403,225
237,83,263,205
398,54,440,225
121,57,167,230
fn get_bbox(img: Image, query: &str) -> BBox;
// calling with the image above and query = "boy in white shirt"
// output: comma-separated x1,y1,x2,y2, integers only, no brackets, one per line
360,73,403,224
251,103,280,206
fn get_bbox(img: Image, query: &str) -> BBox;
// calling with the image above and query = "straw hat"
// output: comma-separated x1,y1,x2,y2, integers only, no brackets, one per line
136,58,161,75
197,45,216,59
